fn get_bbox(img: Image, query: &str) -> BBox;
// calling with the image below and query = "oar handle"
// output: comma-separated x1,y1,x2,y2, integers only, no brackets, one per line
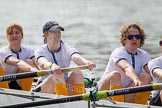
0,65,89,82
39,65,89,76
61,65,89,73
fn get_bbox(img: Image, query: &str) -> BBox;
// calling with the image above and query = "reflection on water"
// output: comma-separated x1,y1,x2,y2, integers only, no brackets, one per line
0,0,162,78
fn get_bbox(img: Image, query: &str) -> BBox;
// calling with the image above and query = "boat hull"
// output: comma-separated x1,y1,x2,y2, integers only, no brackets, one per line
0,88,160,108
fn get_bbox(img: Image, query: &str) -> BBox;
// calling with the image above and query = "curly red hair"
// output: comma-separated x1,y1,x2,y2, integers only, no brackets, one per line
120,23,146,47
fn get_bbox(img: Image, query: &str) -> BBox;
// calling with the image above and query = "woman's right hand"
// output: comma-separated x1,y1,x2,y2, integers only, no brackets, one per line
133,78,143,86
51,63,62,74
86,61,96,71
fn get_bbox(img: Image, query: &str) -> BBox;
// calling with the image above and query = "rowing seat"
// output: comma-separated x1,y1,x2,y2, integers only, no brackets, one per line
21,77,33,91
0,67,9,88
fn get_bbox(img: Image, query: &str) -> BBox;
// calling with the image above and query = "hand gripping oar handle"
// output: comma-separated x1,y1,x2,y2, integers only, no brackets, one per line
0,65,89,82
1,83,162,108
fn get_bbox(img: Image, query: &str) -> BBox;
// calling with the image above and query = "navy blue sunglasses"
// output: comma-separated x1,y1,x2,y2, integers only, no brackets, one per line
127,34,142,40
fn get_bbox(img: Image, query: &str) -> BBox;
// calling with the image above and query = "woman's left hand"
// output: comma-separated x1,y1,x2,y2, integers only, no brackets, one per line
87,61,96,71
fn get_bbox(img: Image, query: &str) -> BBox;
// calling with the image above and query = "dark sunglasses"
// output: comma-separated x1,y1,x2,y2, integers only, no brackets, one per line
127,34,142,40
159,40,162,46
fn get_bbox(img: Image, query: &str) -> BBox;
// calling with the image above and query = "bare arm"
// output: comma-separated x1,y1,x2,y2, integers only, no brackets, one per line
31,57,40,69
152,68,162,79
71,53,96,70
116,59,142,86
6,56,37,72
37,57,53,69
143,65,151,75
37,57,61,74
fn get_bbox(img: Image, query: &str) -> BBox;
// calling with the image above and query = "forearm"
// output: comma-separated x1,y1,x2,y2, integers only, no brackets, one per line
32,58,40,69
39,61,52,70
37,57,54,70
38,61,60,72
124,66,139,81
16,60,36,72
75,58,89,65
154,69,162,79
72,54,89,65
117,61,139,81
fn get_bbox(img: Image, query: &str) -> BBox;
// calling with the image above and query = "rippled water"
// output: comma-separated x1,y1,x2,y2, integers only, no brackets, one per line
0,0,162,79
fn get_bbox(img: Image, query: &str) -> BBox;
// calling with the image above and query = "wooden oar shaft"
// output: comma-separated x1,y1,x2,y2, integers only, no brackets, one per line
1,83,162,108
0,65,88,82
61,65,88,73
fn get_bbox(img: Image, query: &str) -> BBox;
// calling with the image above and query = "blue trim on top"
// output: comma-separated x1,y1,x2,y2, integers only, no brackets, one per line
30,55,35,59
37,56,44,61
10,48,22,53
51,52,58,65
152,67,160,76
47,42,62,53
115,58,127,64
143,63,148,68
70,52,79,58
126,50,137,69
10,48,22,59
4,55,12,63
126,50,137,55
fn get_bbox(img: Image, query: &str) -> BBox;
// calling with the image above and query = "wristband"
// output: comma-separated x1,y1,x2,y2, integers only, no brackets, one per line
49,63,53,69
49,63,53,74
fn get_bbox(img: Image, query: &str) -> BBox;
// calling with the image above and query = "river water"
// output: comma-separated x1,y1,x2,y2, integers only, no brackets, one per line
0,0,162,79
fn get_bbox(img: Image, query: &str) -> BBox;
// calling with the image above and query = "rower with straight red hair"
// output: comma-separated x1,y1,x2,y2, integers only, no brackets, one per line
33,20,96,95
0,23,39,91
